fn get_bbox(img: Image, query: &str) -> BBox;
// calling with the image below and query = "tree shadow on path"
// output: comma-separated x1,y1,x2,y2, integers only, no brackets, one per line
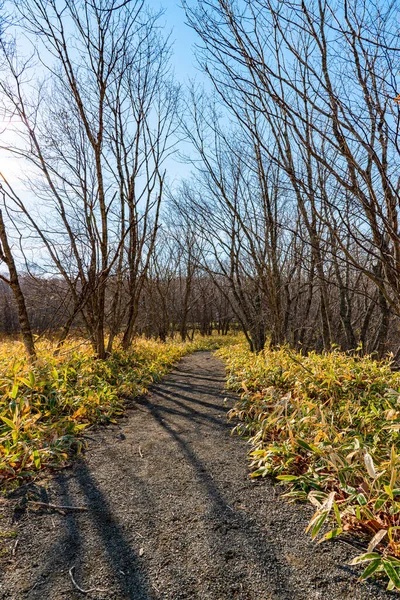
138,388,309,600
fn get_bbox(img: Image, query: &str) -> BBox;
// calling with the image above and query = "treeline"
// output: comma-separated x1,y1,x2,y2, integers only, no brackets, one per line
0,0,400,360
0,269,234,341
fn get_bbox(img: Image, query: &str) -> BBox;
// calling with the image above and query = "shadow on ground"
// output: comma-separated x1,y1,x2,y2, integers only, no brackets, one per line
0,352,393,600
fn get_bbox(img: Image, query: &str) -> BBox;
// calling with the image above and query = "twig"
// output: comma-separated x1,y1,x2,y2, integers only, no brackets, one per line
28,501,88,512
334,536,367,552
69,566,109,594
285,348,314,374
25,581,43,593
82,435,97,442
12,539,18,555
135,530,144,539
23,578,46,593
138,445,144,458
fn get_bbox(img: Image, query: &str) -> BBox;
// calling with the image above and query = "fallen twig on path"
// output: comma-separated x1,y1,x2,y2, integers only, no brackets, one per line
69,566,109,594
138,445,144,458
27,501,88,512
23,580,45,594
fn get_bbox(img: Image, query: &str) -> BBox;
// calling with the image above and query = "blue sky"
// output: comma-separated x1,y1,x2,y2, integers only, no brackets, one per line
1,1,201,189
148,0,199,84
145,0,203,185
0,0,202,265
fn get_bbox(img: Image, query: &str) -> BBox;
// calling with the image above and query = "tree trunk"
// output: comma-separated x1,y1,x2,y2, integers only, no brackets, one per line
0,208,36,361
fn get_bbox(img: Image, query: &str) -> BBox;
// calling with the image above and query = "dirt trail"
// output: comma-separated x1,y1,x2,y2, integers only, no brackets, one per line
0,352,392,599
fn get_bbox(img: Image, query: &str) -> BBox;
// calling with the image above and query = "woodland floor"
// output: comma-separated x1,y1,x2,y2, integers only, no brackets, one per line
0,352,395,600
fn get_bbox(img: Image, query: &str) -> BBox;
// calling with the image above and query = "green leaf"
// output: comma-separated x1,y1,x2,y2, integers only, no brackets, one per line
74,423,89,431
384,485,394,500
297,439,319,452
29,371,36,388
32,450,41,470
362,506,376,521
383,560,400,589
276,474,298,481
350,552,381,565
311,512,328,539
357,493,367,506
0,416,15,430
333,501,342,527
374,496,387,511
10,384,19,399
360,558,382,580
320,527,343,542
383,555,400,567
251,468,267,478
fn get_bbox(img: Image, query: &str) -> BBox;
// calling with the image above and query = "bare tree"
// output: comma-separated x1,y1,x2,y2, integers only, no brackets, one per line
0,185,36,359
171,91,296,351
0,0,179,357
182,0,400,355
0,6,37,360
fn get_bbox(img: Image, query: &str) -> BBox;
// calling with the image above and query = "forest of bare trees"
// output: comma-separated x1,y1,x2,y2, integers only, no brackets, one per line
0,0,400,361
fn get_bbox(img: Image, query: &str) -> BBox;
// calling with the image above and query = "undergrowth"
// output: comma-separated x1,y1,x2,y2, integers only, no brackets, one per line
217,342,400,591
0,333,236,487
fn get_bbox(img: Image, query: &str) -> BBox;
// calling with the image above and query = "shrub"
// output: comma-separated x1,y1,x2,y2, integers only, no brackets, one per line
0,334,237,487
217,342,400,590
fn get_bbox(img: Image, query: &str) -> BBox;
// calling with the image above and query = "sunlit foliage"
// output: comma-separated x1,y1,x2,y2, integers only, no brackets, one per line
218,343,400,590
0,335,236,486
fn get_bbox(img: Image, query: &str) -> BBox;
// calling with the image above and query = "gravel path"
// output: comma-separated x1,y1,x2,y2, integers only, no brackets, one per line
0,352,394,599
